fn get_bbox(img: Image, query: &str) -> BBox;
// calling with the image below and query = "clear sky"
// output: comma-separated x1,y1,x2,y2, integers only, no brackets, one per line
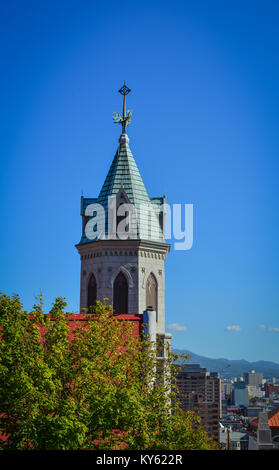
1,0,278,362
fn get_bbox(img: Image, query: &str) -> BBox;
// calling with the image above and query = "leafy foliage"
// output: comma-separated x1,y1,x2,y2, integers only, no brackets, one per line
0,293,217,450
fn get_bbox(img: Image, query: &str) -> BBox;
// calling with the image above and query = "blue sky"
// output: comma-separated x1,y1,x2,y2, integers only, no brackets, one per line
0,0,278,362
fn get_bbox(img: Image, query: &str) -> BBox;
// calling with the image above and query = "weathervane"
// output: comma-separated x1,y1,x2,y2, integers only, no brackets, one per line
113,81,132,134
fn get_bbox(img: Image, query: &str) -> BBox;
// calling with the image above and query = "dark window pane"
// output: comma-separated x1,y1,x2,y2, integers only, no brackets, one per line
113,271,128,314
146,273,158,318
87,273,97,310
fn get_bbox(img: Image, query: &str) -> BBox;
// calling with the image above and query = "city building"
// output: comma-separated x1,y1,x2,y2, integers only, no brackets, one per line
219,428,249,450
176,364,221,442
221,399,228,417
244,371,263,388
221,380,233,397
233,381,249,407
247,385,265,399
264,382,279,398
247,405,275,418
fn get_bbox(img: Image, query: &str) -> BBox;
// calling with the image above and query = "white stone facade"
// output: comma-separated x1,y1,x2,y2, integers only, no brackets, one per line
76,239,170,335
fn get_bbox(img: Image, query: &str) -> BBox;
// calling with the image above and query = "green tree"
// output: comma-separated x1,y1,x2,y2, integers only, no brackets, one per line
0,293,217,450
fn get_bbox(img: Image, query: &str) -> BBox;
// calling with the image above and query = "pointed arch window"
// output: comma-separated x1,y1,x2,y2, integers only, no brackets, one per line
113,271,128,315
87,273,97,311
146,273,158,319
116,204,130,237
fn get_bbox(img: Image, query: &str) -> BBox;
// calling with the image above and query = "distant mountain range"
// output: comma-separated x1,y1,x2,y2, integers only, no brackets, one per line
173,349,279,379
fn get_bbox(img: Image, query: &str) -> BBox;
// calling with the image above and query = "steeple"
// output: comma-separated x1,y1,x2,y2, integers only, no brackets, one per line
79,83,165,244
76,84,171,335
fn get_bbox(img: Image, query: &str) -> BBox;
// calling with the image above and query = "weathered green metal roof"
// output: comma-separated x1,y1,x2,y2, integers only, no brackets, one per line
98,133,150,207
79,133,165,244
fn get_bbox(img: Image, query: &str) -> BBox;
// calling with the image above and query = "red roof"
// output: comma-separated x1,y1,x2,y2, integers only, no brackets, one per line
66,312,142,338
34,312,142,341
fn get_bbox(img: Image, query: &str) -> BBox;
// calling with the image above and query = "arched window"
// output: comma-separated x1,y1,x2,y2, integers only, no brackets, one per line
146,273,158,318
87,273,97,311
116,204,129,237
113,271,128,315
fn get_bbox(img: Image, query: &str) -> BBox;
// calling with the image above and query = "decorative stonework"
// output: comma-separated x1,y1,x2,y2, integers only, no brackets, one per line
109,265,134,289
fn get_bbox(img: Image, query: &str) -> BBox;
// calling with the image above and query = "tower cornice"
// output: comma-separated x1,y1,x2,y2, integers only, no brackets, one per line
75,239,171,255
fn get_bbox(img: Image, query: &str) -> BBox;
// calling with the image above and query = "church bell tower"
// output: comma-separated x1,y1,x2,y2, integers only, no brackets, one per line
75,83,171,337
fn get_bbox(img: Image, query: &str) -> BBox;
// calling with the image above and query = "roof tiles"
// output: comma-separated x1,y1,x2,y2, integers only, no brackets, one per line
79,133,165,244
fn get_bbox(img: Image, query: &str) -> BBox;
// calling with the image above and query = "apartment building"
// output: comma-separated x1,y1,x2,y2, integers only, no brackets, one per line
176,364,221,442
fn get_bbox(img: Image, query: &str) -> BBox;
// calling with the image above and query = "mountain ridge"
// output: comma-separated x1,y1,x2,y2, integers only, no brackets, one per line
173,349,279,379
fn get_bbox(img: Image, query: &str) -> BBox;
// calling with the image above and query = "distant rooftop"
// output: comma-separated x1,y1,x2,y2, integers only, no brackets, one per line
178,364,219,378
219,430,249,443
179,364,207,373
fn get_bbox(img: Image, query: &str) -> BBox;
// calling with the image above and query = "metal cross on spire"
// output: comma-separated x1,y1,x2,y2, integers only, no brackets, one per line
113,81,132,134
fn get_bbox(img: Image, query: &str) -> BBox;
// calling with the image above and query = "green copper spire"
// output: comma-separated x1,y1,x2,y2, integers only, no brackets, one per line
98,132,150,207
113,81,132,134
78,84,166,244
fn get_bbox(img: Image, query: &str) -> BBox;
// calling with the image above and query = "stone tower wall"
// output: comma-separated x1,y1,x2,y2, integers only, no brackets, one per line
77,240,169,335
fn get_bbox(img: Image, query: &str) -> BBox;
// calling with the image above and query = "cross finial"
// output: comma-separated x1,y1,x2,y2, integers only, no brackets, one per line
118,80,131,97
113,81,132,134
